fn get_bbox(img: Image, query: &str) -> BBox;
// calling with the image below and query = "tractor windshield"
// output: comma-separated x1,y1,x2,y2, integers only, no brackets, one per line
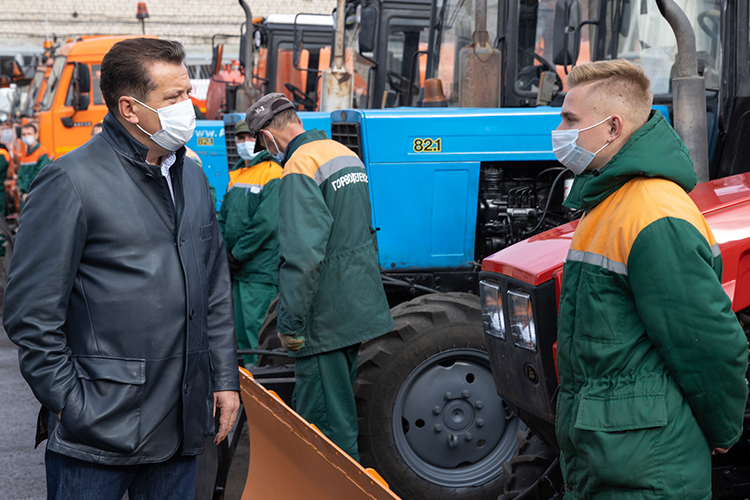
427,0,499,104
610,0,721,93
513,0,721,97
346,5,431,108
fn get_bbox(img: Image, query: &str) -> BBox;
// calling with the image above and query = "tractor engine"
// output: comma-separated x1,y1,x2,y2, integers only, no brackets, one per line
475,161,577,260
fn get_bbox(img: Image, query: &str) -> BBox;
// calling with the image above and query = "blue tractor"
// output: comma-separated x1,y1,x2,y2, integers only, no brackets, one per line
202,0,726,498
322,1,722,500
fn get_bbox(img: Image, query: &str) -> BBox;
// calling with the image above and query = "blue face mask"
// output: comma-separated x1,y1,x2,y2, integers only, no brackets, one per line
236,140,259,162
263,131,285,163
551,116,611,175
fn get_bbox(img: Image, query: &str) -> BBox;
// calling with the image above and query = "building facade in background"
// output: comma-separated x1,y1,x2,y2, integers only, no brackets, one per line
0,0,336,60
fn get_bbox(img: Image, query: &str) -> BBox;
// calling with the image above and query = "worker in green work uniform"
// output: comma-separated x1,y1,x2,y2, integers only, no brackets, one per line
16,123,52,204
245,94,393,462
218,119,282,366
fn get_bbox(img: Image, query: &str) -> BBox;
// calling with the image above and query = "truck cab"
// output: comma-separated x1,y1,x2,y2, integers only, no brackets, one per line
37,36,140,159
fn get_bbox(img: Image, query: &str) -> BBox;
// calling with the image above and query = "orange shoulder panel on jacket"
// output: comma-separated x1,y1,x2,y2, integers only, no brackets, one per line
283,139,358,180
570,177,716,266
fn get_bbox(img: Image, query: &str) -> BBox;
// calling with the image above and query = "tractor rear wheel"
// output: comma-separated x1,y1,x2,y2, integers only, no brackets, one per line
355,292,525,500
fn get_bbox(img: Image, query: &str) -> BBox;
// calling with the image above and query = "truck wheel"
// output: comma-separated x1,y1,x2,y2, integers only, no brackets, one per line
355,292,525,500
500,429,562,500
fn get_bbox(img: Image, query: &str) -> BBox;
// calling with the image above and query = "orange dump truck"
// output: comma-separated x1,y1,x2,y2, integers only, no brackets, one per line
36,36,146,159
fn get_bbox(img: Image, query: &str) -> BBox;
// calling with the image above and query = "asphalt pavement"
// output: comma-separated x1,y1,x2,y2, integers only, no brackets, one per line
0,324,46,500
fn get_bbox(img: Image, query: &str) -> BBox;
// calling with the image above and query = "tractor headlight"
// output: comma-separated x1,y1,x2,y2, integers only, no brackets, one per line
480,280,505,339
508,289,537,351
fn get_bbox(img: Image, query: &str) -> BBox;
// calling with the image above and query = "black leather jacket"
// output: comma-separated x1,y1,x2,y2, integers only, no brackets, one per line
3,112,239,465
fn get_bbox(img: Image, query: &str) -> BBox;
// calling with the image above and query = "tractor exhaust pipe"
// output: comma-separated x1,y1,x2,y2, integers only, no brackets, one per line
656,0,709,183
320,0,353,111
237,0,261,111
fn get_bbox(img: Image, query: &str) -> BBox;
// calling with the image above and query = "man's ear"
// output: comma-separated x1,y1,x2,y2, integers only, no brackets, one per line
119,96,139,124
609,115,625,142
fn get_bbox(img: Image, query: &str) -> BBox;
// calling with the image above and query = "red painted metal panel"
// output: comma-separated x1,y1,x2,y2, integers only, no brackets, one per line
482,172,750,312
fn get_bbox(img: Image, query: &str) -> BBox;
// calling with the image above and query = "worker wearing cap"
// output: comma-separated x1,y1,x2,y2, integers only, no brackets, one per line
218,119,282,366
245,93,393,461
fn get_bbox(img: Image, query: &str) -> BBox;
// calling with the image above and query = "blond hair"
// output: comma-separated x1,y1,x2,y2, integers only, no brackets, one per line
567,60,653,129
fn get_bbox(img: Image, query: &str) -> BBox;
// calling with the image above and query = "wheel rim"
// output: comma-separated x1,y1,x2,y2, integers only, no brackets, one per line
392,349,525,488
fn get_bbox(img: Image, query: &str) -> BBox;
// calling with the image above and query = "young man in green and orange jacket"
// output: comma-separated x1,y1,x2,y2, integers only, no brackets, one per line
553,60,747,499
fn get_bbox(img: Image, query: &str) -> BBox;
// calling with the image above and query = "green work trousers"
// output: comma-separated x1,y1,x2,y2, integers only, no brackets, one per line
233,280,277,366
292,343,361,462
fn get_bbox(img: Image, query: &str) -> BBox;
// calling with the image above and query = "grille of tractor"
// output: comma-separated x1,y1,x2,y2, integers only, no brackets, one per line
331,122,362,160
225,122,239,169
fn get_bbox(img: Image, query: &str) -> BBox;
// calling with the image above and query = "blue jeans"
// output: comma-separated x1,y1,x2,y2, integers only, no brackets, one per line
45,448,197,500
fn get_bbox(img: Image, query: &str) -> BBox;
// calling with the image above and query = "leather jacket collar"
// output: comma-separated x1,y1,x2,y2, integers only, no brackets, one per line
100,112,186,169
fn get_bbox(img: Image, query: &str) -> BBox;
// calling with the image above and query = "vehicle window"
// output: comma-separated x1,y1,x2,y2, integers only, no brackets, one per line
40,56,66,112
91,65,103,105
64,64,100,107
21,70,45,115
429,0,499,103
346,10,376,109
613,0,721,92
515,0,592,94
384,17,431,106
275,40,331,111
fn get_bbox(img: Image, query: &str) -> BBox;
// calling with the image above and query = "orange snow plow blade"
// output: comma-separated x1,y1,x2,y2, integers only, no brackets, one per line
238,368,401,500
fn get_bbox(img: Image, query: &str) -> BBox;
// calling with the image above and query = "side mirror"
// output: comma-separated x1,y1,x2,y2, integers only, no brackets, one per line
359,4,378,54
72,62,90,111
76,62,91,93
211,43,224,76
293,27,303,69
552,0,580,66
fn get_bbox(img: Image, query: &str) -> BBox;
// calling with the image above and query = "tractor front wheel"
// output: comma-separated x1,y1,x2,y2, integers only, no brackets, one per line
355,292,525,500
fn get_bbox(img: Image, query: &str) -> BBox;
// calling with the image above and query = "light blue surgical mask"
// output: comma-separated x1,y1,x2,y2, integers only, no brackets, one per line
263,131,285,164
551,116,611,175
236,140,259,162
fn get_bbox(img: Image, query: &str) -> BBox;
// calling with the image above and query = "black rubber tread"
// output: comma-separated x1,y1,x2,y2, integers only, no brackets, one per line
255,295,287,367
355,292,507,500
500,429,561,500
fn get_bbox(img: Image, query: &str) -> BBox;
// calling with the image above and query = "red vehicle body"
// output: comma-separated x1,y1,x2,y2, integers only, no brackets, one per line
482,172,750,313
480,174,750,499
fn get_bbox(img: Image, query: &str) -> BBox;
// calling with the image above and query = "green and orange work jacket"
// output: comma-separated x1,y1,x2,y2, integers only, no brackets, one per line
218,151,282,285
556,111,748,499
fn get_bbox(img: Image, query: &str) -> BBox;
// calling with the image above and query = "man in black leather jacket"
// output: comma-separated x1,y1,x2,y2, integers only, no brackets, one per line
3,38,239,500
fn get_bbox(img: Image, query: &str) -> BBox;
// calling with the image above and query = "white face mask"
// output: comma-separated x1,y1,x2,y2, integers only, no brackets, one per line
131,97,196,152
21,135,36,148
236,140,259,162
262,131,285,163
551,116,611,175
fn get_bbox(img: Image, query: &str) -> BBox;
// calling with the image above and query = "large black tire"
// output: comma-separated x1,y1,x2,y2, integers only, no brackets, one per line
500,429,562,500
355,292,525,500
256,295,288,367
